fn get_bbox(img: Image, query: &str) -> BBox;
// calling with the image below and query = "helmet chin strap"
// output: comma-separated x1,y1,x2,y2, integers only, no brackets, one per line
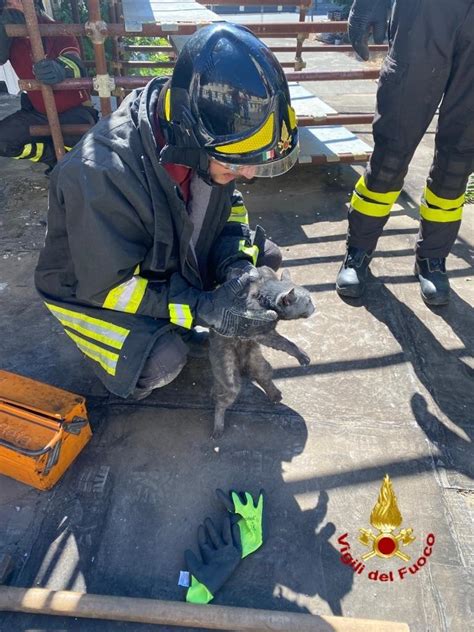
157,88,215,185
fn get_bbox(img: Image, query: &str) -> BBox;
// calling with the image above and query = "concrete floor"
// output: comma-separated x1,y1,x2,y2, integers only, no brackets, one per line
0,43,473,632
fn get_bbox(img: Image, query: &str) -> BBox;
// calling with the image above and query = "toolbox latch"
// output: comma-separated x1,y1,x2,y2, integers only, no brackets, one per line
63,417,89,435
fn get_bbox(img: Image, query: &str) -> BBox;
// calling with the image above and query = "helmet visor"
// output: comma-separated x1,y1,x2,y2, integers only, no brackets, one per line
214,141,299,178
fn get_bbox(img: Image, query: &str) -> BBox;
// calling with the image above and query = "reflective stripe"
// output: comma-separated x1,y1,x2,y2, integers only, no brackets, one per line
45,302,129,350
15,142,45,162
13,144,34,160
58,54,81,78
30,143,44,162
239,240,259,265
288,105,297,131
228,205,249,224
103,275,148,314
420,203,463,223
355,176,401,205
164,88,171,121
424,186,465,210
65,330,118,376
215,113,275,155
351,192,392,217
169,303,193,329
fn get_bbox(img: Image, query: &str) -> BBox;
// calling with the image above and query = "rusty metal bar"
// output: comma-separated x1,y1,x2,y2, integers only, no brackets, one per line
0,586,410,632
6,21,351,38
298,114,374,126
303,153,371,165
20,0,65,160
30,124,94,136
271,44,388,53
30,113,375,138
86,0,112,115
19,68,381,93
122,45,174,53
197,0,311,4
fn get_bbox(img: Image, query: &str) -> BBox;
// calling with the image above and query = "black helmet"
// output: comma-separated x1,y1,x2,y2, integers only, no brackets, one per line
160,22,299,178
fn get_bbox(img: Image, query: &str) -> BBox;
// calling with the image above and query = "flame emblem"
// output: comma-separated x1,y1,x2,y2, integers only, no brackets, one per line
278,121,291,154
359,475,415,561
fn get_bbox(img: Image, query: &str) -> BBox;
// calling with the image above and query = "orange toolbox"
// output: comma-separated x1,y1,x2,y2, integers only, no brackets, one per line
0,370,92,490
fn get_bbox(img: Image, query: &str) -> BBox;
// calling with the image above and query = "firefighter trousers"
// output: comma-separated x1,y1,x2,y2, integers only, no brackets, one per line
0,96,98,168
348,0,474,259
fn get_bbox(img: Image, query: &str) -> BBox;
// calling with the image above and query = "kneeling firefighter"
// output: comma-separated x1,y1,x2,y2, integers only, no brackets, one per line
34,23,299,399
337,0,474,305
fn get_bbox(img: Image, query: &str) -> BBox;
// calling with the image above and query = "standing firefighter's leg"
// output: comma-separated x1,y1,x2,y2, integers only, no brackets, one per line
337,0,455,299
415,2,474,305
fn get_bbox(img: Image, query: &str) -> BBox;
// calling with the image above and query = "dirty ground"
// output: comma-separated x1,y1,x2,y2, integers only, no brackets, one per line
0,48,473,632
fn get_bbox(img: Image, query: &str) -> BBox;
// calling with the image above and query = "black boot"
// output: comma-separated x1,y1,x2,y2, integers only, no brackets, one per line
414,257,450,306
336,247,373,298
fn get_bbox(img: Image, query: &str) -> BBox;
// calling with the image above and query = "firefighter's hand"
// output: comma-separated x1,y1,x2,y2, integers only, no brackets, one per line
348,0,386,61
195,273,277,338
33,58,67,84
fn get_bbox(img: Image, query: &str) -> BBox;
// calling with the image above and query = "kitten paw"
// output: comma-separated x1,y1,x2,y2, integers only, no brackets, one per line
211,427,224,440
268,389,282,403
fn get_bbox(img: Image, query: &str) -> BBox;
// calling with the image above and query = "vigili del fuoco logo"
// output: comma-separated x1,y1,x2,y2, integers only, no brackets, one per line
337,474,435,582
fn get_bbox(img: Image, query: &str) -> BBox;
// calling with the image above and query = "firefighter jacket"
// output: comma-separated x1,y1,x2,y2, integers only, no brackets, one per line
35,77,257,397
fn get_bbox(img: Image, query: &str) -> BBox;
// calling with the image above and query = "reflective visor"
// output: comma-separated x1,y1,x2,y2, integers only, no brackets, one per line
214,142,299,178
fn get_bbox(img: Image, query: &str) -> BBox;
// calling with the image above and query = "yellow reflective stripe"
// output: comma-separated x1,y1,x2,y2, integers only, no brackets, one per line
288,105,297,131
14,144,34,160
30,143,44,162
59,54,81,78
169,303,193,329
228,205,249,224
103,275,148,314
215,113,274,155
65,330,118,376
424,186,465,210
420,203,463,223
351,192,392,217
354,176,401,205
239,240,259,265
64,146,73,151
164,88,171,121
45,302,129,349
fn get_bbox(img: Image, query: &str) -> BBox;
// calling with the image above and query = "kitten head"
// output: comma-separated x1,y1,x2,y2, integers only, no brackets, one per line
275,270,315,320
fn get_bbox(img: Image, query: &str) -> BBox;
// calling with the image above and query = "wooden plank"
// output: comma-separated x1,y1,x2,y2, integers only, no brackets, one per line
289,82,337,120
298,125,372,164
121,0,219,31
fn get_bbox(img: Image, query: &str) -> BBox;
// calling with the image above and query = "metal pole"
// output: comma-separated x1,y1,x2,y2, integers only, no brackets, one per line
20,0,65,160
6,21,354,37
86,0,112,115
19,68,381,92
0,586,409,632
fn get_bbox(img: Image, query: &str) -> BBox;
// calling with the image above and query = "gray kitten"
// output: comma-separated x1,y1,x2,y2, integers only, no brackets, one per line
209,266,315,438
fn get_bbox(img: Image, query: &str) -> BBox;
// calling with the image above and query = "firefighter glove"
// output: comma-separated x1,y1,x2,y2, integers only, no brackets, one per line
348,0,387,61
0,8,25,64
185,516,242,604
216,489,265,558
195,273,277,338
33,58,67,84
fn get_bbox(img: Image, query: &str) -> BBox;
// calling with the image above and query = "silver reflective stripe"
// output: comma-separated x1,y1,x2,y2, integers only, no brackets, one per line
45,303,128,349
65,330,118,376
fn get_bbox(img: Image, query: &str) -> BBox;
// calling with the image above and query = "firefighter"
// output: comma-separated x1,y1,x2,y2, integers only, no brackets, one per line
336,0,474,305
34,23,300,399
0,0,97,172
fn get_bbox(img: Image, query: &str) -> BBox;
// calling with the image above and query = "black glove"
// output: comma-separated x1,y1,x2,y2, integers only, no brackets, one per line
195,273,277,338
33,58,67,85
0,8,25,65
184,516,242,604
225,259,259,282
348,0,388,61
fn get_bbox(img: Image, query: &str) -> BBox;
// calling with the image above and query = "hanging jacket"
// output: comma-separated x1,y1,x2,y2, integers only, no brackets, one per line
35,77,257,397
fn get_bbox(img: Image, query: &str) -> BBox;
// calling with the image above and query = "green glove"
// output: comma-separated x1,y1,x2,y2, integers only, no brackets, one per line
216,489,265,558
184,516,242,604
